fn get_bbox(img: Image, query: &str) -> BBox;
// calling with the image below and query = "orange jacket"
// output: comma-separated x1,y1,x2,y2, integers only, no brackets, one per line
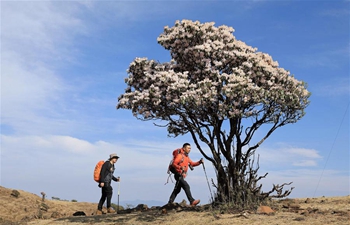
172,149,201,178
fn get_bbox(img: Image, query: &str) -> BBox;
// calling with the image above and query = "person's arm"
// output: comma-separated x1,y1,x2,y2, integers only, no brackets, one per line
112,176,120,182
189,158,202,167
112,165,120,182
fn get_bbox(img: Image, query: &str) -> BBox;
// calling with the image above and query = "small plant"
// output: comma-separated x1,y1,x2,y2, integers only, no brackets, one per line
36,208,43,219
125,203,134,209
10,190,20,198
71,199,78,202
40,202,49,212
41,192,46,202
111,203,124,211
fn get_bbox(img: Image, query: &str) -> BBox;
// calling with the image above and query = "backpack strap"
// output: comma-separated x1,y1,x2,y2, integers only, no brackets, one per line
177,148,184,164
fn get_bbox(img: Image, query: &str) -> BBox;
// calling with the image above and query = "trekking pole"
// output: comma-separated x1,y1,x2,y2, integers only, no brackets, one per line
117,177,120,211
202,160,214,203
173,168,185,191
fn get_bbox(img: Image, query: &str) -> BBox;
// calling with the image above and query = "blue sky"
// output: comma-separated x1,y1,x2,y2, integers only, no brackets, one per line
1,0,349,206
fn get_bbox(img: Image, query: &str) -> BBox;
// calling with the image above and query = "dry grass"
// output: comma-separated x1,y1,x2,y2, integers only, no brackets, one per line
0,186,97,224
1,186,349,225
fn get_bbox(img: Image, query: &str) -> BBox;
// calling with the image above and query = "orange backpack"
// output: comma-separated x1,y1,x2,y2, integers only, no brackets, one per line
94,160,105,182
167,148,184,174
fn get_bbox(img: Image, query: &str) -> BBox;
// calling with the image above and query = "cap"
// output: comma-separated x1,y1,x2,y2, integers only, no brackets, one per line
109,153,120,160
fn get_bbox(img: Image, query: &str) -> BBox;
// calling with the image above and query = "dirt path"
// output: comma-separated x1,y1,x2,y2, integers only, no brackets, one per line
26,209,350,225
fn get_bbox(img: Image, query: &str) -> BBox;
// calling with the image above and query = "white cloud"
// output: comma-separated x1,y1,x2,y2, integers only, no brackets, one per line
1,1,90,135
1,134,348,204
1,1,87,62
292,160,317,167
1,51,66,113
258,145,322,168
260,169,349,198
286,148,322,159
79,1,186,27
1,1,168,137
293,52,346,69
311,77,350,97
0,134,184,202
289,40,349,70
256,143,348,198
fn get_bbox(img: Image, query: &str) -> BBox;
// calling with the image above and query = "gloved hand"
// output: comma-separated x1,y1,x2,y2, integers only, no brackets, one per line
200,158,204,164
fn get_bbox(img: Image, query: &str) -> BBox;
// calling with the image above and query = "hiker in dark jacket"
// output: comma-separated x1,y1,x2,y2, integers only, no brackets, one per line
97,153,120,215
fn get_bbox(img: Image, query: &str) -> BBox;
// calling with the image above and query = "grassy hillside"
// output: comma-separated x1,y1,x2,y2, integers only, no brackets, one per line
0,186,97,223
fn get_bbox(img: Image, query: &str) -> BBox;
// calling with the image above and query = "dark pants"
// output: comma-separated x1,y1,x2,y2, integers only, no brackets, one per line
169,173,195,204
98,184,113,210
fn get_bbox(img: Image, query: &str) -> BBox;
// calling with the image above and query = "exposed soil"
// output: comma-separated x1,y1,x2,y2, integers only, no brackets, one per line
1,186,349,225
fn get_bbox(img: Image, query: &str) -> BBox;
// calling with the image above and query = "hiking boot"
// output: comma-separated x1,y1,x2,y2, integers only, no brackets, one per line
96,210,103,215
107,207,116,213
190,199,200,206
167,200,174,205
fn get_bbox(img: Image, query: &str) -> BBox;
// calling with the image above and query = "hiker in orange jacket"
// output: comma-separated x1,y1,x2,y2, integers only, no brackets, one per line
168,143,203,206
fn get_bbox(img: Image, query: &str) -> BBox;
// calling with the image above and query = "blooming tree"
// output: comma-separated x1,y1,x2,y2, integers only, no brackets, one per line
117,20,310,207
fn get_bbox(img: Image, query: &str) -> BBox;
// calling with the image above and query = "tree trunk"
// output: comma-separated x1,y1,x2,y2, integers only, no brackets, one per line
190,119,293,209
210,143,293,209
215,164,229,202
